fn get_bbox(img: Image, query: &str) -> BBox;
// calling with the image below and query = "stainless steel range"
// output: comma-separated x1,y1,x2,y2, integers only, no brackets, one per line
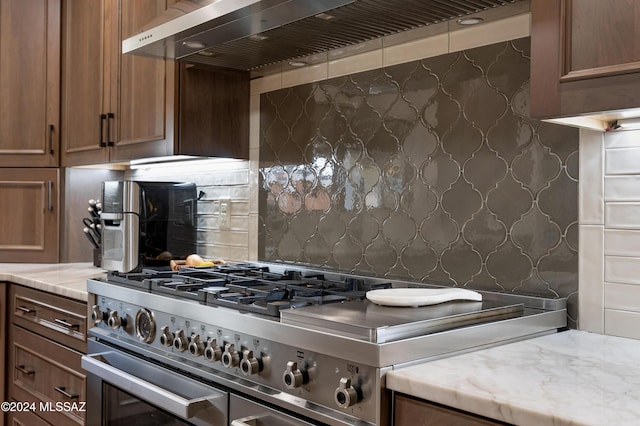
83,262,567,426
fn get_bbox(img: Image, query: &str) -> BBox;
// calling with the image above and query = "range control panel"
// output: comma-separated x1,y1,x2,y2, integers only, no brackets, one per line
90,296,379,422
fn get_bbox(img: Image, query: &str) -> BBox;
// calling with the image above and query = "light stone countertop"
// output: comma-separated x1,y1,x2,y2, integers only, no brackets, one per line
386,329,640,426
0,263,105,302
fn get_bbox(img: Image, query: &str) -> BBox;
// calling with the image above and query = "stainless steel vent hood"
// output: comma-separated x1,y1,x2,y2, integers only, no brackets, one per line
123,0,523,71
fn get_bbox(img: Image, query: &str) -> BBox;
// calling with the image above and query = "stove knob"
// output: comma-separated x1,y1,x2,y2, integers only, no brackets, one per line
107,311,126,330
334,377,360,409
159,326,174,347
188,335,205,357
173,330,190,352
283,361,307,389
90,305,107,325
204,338,222,362
240,350,262,376
221,343,239,368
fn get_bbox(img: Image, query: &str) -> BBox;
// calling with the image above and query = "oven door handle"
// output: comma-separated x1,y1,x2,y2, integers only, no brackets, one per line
82,351,223,419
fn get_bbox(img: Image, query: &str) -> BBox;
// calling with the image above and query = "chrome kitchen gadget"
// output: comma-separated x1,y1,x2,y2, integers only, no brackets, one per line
84,262,567,425
100,180,197,273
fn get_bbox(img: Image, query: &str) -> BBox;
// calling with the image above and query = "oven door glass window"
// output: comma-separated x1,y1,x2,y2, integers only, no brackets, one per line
103,382,193,425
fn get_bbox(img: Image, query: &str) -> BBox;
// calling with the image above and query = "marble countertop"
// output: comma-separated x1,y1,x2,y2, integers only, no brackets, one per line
0,263,105,302
386,330,640,426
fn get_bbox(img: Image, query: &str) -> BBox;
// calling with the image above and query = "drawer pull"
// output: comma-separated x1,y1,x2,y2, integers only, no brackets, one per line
54,386,79,399
17,305,35,314
54,318,80,329
16,365,35,375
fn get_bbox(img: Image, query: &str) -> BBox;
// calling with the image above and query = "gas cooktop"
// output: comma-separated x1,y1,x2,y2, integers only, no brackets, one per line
106,263,392,318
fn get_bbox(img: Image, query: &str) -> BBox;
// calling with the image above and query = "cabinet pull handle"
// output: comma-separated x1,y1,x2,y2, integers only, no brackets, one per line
54,386,79,399
106,112,115,147
99,113,107,147
54,318,80,329
48,124,55,154
17,305,35,314
16,365,35,375
47,181,54,212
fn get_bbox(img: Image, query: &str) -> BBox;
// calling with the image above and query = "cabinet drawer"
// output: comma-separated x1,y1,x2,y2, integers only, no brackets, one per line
6,405,52,426
10,285,86,352
8,325,86,425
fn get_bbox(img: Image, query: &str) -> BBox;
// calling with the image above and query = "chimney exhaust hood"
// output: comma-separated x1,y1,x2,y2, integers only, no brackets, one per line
123,0,523,71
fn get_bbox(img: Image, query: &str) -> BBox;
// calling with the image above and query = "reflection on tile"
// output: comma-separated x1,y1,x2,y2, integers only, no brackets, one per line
258,37,578,321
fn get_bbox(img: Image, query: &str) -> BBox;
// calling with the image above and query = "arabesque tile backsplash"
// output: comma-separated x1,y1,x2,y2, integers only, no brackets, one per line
258,37,580,325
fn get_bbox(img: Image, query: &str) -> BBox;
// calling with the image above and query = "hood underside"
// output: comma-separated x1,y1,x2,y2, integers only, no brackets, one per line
123,0,525,71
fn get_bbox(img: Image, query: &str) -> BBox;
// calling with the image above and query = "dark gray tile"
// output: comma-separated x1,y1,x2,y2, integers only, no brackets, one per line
258,36,578,319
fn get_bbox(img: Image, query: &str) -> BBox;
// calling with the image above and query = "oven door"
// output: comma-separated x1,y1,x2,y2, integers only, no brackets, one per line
82,340,228,425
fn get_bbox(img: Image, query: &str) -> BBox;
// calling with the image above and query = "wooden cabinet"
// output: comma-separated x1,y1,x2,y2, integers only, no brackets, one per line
0,0,61,167
8,326,86,426
62,0,250,166
1,283,5,426
177,63,249,159
62,0,175,166
531,0,640,118
9,285,87,353
7,285,88,426
394,393,508,426
0,169,59,263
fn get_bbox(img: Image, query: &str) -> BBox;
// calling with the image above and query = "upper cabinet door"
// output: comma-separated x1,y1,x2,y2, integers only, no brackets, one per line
530,0,640,118
62,0,175,166
111,0,176,162
61,0,110,166
0,0,60,167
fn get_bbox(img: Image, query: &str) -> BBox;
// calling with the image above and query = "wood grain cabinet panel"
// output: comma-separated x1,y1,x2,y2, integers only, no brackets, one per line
10,285,87,353
0,0,60,167
62,0,175,166
8,325,86,426
6,408,51,426
531,0,640,118
394,393,508,426
62,0,250,166
6,285,88,426
1,283,6,426
0,169,59,263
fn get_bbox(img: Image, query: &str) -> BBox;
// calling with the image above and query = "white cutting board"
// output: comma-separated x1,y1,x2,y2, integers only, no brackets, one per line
366,288,482,307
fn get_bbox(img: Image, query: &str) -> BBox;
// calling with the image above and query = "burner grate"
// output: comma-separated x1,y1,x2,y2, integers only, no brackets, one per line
105,263,394,317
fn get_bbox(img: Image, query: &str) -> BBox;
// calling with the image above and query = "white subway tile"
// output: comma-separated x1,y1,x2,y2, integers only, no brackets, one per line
605,282,640,312
579,225,604,333
605,176,640,201
382,34,448,67
604,309,640,339
248,213,259,261
282,63,328,88
605,147,640,175
604,129,640,149
605,229,640,257
328,49,383,79
605,256,640,285
605,202,640,229
250,95,261,151
250,73,282,95
449,14,530,52
579,129,604,225
249,147,260,215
